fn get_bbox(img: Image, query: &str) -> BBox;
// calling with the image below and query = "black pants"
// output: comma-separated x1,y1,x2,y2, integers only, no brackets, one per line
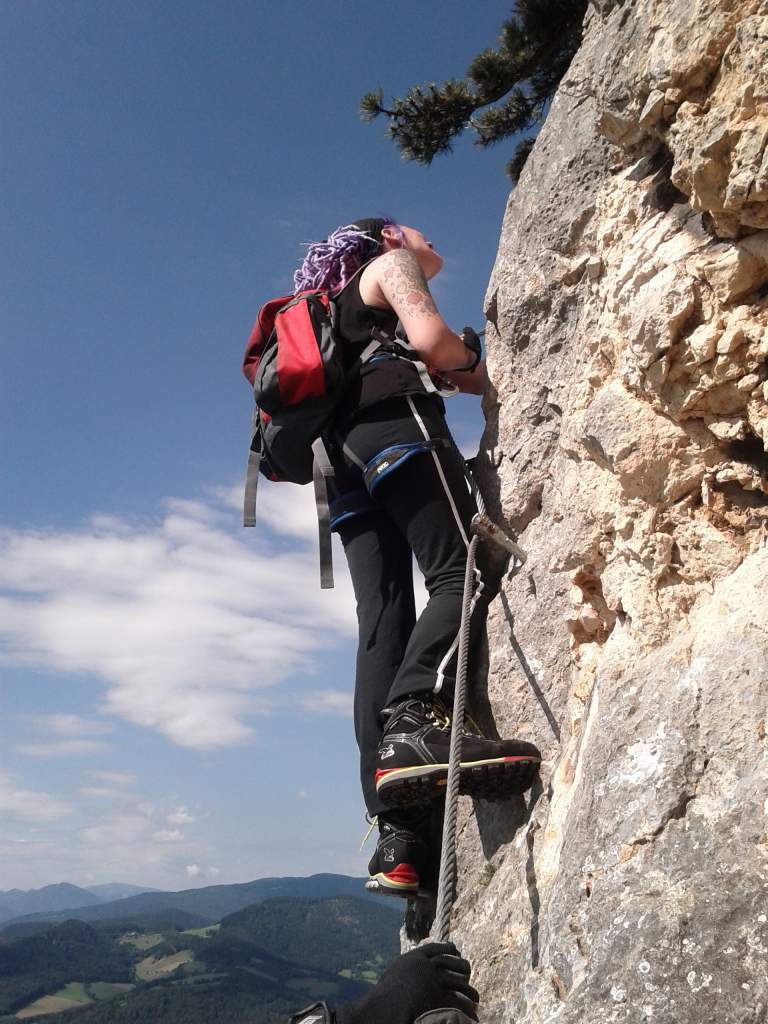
330,394,485,816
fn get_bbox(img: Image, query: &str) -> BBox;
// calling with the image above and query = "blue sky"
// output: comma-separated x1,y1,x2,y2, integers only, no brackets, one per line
0,0,517,891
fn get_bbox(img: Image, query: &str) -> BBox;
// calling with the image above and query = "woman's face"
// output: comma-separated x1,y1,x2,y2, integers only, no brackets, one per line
383,224,444,279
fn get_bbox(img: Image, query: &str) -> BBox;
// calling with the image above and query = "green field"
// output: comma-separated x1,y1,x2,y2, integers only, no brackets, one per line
135,950,194,981
15,980,137,1019
117,931,164,951
174,972,227,985
16,982,91,1019
86,983,134,1001
339,961,382,983
180,924,220,939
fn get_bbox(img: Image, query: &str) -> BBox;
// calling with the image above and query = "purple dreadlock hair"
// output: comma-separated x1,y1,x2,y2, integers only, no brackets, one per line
293,217,400,294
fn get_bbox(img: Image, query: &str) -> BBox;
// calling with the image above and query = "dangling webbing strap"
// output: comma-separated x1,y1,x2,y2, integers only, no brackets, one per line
243,408,262,527
243,450,261,527
311,437,335,590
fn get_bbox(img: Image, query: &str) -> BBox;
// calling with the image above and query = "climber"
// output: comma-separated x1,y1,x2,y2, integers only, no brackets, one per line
287,217,541,896
288,942,479,1023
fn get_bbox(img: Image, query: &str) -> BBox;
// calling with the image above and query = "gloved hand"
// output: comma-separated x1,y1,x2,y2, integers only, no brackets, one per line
335,942,479,1024
415,1011,478,1024
458,327,482,372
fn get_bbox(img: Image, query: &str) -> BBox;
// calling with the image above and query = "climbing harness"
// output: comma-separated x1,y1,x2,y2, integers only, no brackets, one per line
433,479,527,944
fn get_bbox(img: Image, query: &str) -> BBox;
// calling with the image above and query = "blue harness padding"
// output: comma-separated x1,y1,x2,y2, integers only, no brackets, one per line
329,438,451,533
329,488,378,531
363,439,450,494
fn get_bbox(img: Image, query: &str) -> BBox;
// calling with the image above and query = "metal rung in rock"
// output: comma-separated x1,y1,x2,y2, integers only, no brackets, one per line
471,512,527,564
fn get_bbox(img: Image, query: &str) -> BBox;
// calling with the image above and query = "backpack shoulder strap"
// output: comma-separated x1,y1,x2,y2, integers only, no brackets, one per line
332,256,378,300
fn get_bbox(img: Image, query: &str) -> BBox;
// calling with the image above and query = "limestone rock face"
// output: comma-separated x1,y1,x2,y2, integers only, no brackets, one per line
454,2,768,1021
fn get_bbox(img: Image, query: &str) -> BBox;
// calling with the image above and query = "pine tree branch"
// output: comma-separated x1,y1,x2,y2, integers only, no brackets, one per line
360,0,589,175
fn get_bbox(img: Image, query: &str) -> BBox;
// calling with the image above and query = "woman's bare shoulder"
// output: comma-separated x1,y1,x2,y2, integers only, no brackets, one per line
358,249,423,310
358,256,391,310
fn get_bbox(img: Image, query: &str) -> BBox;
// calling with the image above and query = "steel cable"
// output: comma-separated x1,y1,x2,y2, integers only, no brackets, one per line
433,530,480,943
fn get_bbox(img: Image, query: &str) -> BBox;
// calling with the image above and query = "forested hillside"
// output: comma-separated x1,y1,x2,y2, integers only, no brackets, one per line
213,896,399,976
0,896,400,1024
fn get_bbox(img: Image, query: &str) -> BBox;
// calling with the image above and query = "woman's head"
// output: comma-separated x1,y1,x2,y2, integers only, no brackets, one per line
292,218,443,293
382,224,444,279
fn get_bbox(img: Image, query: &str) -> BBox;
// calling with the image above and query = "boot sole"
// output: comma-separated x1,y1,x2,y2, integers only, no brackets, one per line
365,873,430,899
376,756,540,807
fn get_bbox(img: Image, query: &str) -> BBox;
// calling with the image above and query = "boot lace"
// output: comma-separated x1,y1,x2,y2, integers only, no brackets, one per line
426,698,452,731
359,814,378,851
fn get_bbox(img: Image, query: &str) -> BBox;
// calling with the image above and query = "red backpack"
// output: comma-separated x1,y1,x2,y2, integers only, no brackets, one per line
241,271,446,588
243,289,344,484
242,274,383,588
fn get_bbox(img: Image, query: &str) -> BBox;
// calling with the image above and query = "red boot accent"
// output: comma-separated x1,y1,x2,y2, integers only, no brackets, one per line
384,863,419,886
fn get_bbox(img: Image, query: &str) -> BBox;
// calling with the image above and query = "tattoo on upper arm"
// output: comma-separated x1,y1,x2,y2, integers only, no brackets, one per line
379,250,439,320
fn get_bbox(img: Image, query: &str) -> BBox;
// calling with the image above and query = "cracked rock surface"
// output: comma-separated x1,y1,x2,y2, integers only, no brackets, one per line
447,2,768,1022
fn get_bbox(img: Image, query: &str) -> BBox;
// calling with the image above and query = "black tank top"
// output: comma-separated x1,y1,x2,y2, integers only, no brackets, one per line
333,270,440,429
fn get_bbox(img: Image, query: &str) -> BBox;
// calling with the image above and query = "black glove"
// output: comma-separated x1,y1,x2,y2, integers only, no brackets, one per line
334,943,479,1024
288,1002,333,1024
415,1012,478,1023
449,327,481,373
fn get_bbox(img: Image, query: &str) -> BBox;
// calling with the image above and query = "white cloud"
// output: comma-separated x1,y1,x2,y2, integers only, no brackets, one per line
215,481,319,542
14,714,112,759
0,785,222,890
79,786,134,800
153,828,183,843
87,770,138,787
0,487,356,751
61,809,204,884
0,774,72,823
17,739,110,758
79,814,151,847
30,714,112,737
297,689,353,717
183,863,220,882
167,807,195,826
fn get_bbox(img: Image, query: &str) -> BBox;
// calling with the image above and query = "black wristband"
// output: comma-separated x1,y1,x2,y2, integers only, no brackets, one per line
460,343,481,372
446,326,481,373
444,346,481,374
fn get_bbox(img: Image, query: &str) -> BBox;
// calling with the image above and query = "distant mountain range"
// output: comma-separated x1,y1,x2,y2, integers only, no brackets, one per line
81,884,160,903
0,885,156,927
0,875,374,933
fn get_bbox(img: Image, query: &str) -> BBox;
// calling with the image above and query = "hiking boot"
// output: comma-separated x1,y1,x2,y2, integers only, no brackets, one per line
365,812,432,899
375,697,541,807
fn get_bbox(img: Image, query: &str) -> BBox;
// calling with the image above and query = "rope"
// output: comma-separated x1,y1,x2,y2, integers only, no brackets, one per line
434,529,480,943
